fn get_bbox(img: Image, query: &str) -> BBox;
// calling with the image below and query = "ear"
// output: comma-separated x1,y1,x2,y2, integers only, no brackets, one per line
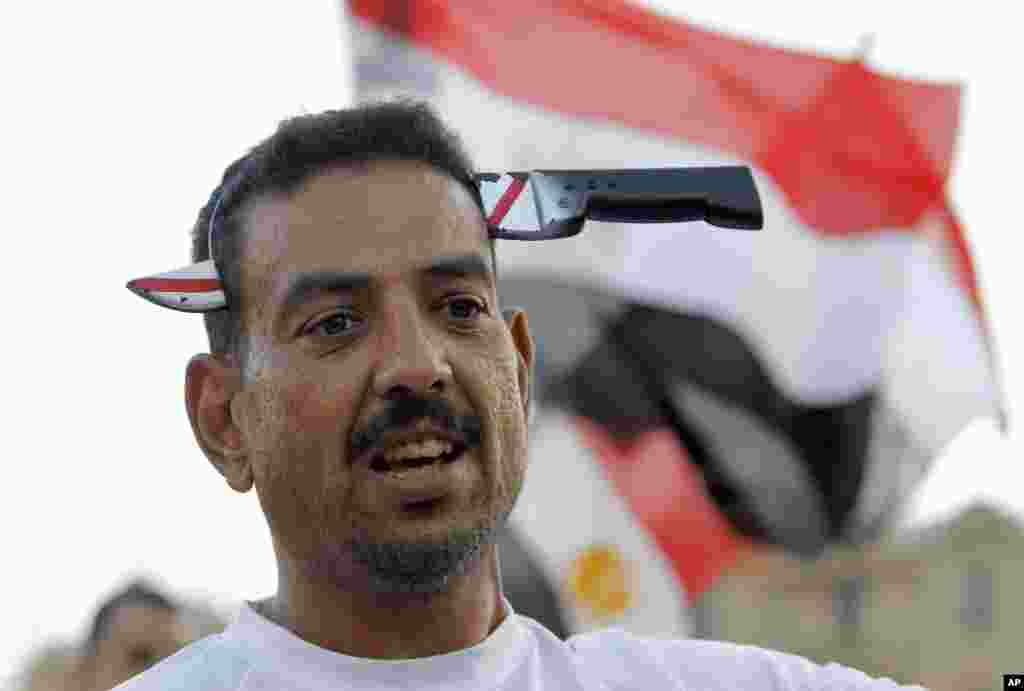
502,308,534,417
185,353,253,492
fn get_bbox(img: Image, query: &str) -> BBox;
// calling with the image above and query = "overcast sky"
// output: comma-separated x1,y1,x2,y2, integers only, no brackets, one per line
3,0,1019,684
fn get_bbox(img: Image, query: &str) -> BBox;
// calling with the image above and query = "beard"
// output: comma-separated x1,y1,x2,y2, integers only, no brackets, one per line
350,521,502,595
304,505,514,596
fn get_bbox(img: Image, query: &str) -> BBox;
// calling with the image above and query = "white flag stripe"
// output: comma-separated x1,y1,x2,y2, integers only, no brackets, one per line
147,258,220,281
139,290,226,311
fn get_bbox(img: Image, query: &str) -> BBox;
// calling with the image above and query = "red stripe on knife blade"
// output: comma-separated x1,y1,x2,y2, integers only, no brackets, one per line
487,176,526,227
128,278,221,293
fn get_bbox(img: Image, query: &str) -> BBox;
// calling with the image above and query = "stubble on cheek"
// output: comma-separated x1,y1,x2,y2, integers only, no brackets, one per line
241,350,359,560
477,346,529,506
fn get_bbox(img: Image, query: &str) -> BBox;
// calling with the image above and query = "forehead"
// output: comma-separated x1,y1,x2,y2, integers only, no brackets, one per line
106,605,179,643
240,160,490,306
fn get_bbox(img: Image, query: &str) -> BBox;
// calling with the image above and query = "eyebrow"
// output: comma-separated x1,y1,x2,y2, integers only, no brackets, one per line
278,270,373,317
277,253,494,318
422,254,493,282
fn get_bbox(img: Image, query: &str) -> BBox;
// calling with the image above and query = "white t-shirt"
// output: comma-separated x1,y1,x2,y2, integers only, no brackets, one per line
114,598,924,690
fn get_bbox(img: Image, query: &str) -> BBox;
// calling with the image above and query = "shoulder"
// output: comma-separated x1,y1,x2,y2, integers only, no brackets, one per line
114,634,252,691
566,627,926,690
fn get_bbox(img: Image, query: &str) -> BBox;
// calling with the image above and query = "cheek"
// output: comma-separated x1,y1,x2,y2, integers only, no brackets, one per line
242,360,365,546
282,379,351,436
472,346,529,466
242,356,362,477
245,349,357,439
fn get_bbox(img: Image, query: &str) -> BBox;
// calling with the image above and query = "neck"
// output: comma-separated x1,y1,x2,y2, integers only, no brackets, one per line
260,543,507,659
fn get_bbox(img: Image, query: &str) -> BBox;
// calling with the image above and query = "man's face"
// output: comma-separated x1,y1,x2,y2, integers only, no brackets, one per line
86,605,187,690
225,160,532,593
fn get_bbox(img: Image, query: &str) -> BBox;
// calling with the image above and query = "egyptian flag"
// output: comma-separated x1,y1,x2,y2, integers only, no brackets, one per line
344,0,1005,638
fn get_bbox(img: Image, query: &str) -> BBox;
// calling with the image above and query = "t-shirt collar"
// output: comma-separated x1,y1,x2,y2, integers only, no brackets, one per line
225,596,529,690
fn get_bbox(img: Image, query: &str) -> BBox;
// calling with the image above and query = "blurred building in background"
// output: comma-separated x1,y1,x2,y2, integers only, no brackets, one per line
695,501,1021,691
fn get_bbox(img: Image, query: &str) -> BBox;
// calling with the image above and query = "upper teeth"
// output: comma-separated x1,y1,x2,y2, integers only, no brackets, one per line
382,438,453,463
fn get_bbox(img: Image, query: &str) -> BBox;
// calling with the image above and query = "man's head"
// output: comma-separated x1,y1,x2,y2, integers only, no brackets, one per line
184,102,533,596
191,100,496,361
79,581,188,690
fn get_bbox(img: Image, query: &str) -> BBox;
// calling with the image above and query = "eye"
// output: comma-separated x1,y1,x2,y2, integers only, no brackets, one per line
445,297,485,321
306,311,361,337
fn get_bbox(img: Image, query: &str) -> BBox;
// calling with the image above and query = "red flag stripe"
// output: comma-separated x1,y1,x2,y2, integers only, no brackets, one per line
128,278,222,293
487,176,526,227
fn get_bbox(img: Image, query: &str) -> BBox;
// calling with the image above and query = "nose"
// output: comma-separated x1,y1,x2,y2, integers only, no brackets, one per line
372,297,453,400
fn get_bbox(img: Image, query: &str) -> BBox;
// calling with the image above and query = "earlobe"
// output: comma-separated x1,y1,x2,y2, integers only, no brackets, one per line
185,354,253,493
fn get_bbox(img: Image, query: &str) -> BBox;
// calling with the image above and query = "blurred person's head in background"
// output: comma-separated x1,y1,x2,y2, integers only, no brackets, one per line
14,581,225,691
75,581,189,691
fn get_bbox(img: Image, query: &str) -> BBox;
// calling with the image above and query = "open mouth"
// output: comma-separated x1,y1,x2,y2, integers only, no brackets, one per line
368,442,466,474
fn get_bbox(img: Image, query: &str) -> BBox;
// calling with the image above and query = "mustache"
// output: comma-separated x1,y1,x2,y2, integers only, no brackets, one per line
350,397,483,459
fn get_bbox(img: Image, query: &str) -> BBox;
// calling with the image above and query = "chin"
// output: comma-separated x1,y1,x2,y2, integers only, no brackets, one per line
342,510,503,585
349,531,491,595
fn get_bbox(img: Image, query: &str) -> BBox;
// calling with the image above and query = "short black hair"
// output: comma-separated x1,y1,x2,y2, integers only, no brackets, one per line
84,580,178,656
190,100,493,359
